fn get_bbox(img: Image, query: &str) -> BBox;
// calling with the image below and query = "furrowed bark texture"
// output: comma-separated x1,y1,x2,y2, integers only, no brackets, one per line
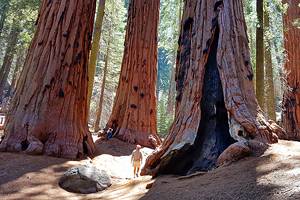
0,0,97,159
142,0,285,176
106,0,161,149
282,0,300,139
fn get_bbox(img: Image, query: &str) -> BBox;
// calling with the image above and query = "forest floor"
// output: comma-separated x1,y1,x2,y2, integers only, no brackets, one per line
1,138,300,200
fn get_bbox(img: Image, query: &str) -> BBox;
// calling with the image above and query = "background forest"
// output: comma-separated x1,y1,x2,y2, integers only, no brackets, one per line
0,0,292,137
1,0,300,199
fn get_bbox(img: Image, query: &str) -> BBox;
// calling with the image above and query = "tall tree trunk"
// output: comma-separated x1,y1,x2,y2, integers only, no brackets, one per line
106,0,161,148
166,0,183,116
0,0,97,159
87,0,106,110
264,8,276,121
282,0,300,139
166,63,176,115
8,47,26,97
0,25,21,100
0,0,9,37
256,0,265,108
142,0,285,176
94,39,111,132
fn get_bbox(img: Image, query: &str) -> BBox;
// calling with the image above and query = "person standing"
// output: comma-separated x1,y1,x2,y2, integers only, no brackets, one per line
131,145,143,178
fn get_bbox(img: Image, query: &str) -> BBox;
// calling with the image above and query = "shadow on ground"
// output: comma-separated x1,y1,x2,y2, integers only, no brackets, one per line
140,140,300,200
0,153,69,187
0,137,153,200
1,140,300,200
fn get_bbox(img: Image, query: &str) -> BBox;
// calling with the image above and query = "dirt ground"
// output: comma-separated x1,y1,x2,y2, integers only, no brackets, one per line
1,138,300,200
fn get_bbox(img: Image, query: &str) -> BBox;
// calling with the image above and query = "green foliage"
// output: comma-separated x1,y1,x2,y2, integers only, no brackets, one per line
157,93,174,138
101,0,126,84
159,0,181,55
89,0,127,126
0,0,39,46
243,0,284,76
0,0,39,65
157,48,171,93
0,0,289,132
157,0,182,95
156,0,182,134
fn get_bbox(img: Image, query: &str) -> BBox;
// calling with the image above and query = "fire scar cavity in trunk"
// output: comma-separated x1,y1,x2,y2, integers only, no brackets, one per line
158,27,234,175
142,0,285,177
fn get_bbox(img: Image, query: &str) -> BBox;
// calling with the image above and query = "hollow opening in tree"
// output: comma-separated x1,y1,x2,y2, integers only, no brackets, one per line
142,0,285,178
159,26,235,175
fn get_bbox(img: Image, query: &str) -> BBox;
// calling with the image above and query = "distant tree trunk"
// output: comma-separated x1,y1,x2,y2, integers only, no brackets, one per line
142,0,285,176
0,0,97,159
0,25,21,100
256,0,265,108
0,0,9,37
94,39,111,132
282,0,300,139
87,0,106,110
248,24,256,89
264,6,276,121
106,0,161,148
8,47,26,97
166,64,176,115
166,0,183,116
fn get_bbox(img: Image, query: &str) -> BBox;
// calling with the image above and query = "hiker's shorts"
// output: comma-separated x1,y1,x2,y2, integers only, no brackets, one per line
133,161,141,168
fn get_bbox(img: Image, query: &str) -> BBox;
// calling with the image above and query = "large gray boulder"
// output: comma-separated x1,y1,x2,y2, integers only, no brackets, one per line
59,165,112,194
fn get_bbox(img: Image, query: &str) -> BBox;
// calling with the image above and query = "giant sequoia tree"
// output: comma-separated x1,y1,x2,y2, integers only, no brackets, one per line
142,0,285,176
105,0,161,148
282,0,300,139
0,0,97,158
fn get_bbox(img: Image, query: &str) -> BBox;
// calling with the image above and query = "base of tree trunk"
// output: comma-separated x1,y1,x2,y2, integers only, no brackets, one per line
283,92,300,140
0,0,97,160
0,128,95,159
147,29,235,175
114,128,161,149
141,0,286,176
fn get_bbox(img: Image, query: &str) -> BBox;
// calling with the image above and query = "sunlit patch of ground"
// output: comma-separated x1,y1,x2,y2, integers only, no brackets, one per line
142,140,300,200
0,138,153,200
1,139,300,200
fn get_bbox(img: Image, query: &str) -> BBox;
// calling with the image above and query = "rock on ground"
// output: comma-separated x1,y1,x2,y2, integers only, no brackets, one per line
59,164,112,194
217,141,251,167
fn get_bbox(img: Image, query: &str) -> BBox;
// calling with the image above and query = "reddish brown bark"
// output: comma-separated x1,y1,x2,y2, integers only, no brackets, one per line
106,0,161,148
0,0,97,159
142,0,285,176
282,0,300,139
